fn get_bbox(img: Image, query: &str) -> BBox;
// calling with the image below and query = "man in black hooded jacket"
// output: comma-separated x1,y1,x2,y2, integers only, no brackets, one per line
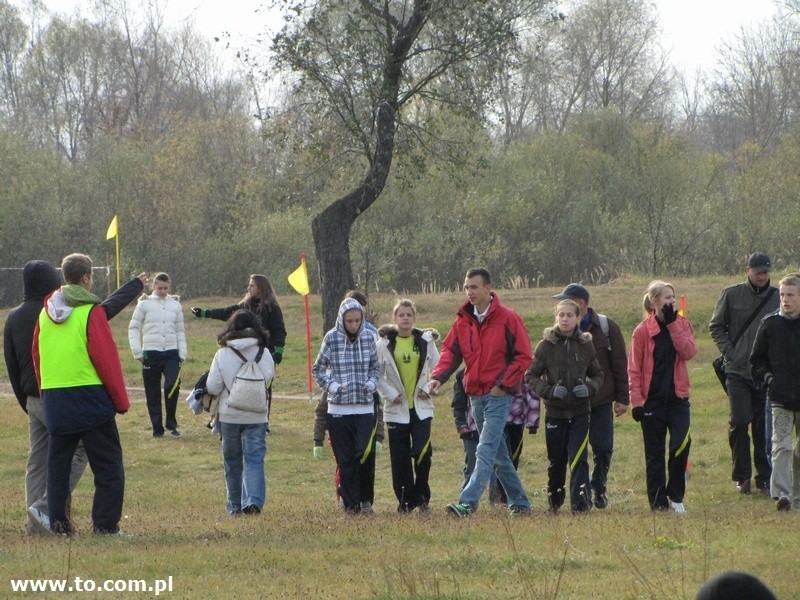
4,260,146,533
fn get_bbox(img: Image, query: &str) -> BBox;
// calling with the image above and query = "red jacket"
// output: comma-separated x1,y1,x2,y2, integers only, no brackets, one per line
432,292,532,396
627,314,697,408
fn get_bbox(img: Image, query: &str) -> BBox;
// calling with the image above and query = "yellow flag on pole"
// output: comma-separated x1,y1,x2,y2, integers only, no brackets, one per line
106,215,118,240
288,259,310,296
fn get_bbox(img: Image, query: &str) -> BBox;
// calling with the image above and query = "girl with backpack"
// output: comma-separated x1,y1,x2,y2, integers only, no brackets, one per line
206,310,274,515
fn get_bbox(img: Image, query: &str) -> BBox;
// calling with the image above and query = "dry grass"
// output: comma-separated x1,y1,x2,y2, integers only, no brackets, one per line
1,277,798,599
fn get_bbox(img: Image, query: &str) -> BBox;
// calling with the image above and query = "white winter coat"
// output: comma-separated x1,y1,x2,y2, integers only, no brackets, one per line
207,336,275,425
128,293,187,360
377,327,440,424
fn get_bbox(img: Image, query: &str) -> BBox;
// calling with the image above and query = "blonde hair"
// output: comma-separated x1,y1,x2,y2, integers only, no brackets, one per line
392,298,416,317
554,299,580,318
642,280,674,316
779,274,800,289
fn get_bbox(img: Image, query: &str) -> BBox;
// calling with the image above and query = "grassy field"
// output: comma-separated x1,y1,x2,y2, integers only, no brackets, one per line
2,277,799,599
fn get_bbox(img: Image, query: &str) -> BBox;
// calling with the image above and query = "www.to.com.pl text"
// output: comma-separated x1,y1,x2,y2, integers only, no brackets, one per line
9,577,173,595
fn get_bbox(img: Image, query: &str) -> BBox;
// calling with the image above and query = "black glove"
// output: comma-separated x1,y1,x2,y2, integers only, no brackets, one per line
551,385,567,400
191,307,204,318
272,351,283,365
528,425,538,435
662,303,677,324
459,429,473,440
631,406,644,422
573,383,589,398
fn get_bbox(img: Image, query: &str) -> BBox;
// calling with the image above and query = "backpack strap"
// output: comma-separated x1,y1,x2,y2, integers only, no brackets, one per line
229,346,247,363
597,313,611,351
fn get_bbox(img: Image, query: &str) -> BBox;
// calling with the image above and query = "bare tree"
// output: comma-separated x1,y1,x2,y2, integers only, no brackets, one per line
705,20,799,152
271,0,549,329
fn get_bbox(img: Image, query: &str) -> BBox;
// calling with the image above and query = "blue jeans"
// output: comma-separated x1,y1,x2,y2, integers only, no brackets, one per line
220,422,267,514
459,394,530,511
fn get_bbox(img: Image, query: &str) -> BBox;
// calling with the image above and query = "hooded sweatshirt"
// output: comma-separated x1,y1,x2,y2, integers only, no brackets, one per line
3,261,61,411
33,285,130,434
312,298,379,415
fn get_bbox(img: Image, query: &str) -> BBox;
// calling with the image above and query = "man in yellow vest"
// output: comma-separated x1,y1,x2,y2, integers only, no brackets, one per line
33,253,130,535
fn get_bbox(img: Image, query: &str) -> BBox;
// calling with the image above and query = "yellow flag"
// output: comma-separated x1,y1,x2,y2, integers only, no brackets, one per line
288,261,310,296
106,215,118,240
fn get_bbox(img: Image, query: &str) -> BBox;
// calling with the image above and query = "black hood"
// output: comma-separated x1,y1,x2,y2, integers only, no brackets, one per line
22,260,61,301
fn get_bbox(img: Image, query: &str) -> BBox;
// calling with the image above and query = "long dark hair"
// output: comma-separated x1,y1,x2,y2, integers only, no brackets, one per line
241,274,276,315
218,309,270,348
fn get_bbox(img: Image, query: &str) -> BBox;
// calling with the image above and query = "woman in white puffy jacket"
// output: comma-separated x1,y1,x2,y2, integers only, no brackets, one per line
377,299,440,512
128,273,187,437
206,310,274,515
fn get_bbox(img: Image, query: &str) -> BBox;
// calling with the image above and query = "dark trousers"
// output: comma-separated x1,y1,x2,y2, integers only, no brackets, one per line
329,412,377,512
727,374,771,488
387,409,432,509
545,413,591,512
589,402,614,499
142,349,181,434
640,396,691,509
47,418,124,534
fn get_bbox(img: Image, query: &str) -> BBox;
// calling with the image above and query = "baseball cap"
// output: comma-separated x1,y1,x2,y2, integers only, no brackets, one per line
553,283,590,302
746,252,772,273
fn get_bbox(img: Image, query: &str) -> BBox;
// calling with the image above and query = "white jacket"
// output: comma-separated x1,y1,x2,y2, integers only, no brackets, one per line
377,327,440,423
207,336,275,425
128,293,188,360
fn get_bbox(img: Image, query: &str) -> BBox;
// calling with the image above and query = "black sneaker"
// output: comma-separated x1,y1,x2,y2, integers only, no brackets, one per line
242,505,261,515
776,497,791,511
593,493,609,509
446,502,472,517
170,429,181,437
397,503,414,514
736,479,751,494
153,431,164,438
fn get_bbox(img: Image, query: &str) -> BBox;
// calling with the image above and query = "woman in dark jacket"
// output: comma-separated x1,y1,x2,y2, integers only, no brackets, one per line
192,274,287,363
526,299,603,514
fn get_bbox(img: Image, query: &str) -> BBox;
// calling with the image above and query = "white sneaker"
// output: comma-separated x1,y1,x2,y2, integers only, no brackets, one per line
27,506,52,534
669,501,686,514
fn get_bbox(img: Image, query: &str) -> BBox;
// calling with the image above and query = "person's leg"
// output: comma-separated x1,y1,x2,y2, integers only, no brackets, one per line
355,413,377,509
459,394,512,511
488,428,510,505
567,413,592,512
241,422,268,510
589,402,613,507
409,412,433,508
765,400,773,468
489,397,530,511
25,397,49,514
666,399,691,504
46,432,81,533
792,411,800,508
220,422,244,514
329,414,360,512
81,419,125,533
162,351,181,432
461,436,478,490
771,406,793,500
640,400,668,509
387,421,414,507
506,423,525,470
751,386,771,491
545,416,569,511
142,353,166,435
727,375,753,485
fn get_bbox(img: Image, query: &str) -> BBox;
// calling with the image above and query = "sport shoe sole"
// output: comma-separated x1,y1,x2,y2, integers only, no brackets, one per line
446,503,471,517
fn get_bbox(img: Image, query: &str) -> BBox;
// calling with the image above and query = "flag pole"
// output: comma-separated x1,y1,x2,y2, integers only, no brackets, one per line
114,225,121,288
287,252,314,403
301,253,313,403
